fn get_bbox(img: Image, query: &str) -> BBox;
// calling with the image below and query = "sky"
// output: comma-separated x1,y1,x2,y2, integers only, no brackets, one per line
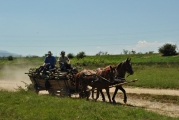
0,0,179,56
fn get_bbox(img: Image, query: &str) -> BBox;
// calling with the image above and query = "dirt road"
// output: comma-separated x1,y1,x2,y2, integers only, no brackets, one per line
110,87,179,96
0,79,179,118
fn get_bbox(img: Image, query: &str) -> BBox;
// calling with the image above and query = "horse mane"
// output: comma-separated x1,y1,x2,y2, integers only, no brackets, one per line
104,65,116,70
116,62,123,69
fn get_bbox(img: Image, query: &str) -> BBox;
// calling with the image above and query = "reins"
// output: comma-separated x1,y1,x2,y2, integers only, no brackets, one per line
87,79,138,92
87,70,111,83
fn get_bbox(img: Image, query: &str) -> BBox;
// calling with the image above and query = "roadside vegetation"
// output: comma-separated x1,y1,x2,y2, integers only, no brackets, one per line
0,89,178,120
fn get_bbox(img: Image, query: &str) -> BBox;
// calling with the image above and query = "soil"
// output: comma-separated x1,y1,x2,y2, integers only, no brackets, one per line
0,78,179,118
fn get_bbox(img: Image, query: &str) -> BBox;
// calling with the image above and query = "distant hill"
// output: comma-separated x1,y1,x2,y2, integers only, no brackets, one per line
0,50,21,57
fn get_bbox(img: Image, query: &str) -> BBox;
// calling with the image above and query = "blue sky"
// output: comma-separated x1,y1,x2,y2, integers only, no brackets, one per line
0,0,179,56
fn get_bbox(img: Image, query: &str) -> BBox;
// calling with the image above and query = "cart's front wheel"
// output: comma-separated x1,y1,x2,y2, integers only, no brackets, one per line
48,90,55,96
34,83,39,94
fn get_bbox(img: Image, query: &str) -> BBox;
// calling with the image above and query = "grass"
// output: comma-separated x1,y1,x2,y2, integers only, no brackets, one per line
128,64,179,89
0,90,178,120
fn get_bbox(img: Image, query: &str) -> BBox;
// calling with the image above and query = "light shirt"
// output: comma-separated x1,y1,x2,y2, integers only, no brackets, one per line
58,56,69,63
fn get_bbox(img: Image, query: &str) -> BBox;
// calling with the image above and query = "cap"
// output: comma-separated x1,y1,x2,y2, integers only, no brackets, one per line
61,51,65,54
47,51,52,55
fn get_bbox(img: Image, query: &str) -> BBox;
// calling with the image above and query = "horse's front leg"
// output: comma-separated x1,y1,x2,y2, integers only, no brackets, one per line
106,88,111,103
118,86,127,103
99,89,105,101
112,87,118,103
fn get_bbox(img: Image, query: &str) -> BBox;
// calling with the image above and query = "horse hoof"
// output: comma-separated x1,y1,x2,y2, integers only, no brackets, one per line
113,100,116,104
123,100,127,104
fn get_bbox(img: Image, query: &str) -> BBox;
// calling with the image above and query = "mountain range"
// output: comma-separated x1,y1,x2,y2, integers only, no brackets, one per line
0,50,21,57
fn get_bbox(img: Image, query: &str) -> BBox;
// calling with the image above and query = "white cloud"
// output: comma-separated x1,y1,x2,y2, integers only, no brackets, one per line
132,41,174,53
96,46,101,49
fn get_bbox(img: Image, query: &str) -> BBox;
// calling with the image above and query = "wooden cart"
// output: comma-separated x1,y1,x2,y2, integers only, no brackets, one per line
26,68,77,97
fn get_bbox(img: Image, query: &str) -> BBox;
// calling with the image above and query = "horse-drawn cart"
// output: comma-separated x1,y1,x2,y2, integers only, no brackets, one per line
25,67,77,97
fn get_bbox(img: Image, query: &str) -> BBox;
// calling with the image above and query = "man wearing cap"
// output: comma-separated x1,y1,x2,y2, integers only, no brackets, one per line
43,51,56,70
36,51,56,76
58,51,73,71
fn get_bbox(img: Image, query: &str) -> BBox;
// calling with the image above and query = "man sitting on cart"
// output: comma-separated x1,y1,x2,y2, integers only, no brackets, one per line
37,51,56,75
43,51,56,70
58,51,73,72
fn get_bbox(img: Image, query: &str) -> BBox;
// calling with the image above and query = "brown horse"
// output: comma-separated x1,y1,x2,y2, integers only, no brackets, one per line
91,66,116,102
95,58,134,103
75,66,115,102
75,69,96,99
112,58,134,103
92,66,116,102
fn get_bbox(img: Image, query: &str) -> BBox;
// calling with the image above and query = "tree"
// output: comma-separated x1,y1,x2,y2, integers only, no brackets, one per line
8,56,13,61
131,50,136,54
96,51,108,56
158,43,177,56
76,51,86,59
67,53,75,59
123,49,129,54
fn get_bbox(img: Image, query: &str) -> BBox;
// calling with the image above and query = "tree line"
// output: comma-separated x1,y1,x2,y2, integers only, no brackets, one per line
1,43,178,61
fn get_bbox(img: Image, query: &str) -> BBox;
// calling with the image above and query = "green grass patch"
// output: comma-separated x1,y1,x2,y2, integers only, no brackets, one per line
128,64,179,89
0,90,178,120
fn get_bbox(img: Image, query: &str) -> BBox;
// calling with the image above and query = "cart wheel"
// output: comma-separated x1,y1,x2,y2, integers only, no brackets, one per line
68,93,71,97
79,91,87,98
48,90,55,96
34,83,39,94
35,89,39,94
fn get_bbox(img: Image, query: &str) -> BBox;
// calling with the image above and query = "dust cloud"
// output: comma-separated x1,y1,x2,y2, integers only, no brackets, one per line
0,64,36,91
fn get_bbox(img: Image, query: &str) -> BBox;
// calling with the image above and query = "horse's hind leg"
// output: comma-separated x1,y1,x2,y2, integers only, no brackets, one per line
100,90,105,101
92,88,95,99
118,86,127,103
86,90,91,101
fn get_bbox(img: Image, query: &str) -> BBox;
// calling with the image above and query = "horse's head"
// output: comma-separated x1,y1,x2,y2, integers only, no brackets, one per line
116,58,134,78
108,66,116,82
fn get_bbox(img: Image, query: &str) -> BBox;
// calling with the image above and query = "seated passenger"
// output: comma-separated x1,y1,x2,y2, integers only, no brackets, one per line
58,51,73,71
37,51,56,75
43,51,56,70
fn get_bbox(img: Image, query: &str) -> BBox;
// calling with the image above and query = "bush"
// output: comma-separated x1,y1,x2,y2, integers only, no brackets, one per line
96,51,108,56
158,43,177,56
67,53,75,59
8,56,13,61
76,51,86,59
